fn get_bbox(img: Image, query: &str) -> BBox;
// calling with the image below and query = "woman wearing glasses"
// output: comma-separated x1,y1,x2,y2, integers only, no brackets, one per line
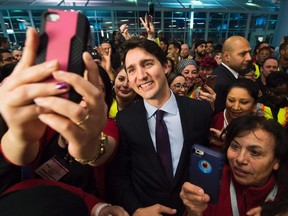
167,72,189,96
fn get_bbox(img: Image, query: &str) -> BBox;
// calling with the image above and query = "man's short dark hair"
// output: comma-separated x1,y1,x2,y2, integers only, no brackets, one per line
123,38,167,69
160,38,168,46
280,42,288,52
169,42,181,52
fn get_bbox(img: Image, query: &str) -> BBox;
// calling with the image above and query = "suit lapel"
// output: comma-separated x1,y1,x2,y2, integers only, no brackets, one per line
220,64,237,80
171,96,190,186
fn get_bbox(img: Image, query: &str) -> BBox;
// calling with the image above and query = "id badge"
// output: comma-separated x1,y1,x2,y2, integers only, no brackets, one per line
35,157,69,181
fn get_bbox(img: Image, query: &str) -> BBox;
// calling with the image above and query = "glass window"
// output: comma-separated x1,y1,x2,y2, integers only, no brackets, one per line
0,7,280,50
208,12,229,45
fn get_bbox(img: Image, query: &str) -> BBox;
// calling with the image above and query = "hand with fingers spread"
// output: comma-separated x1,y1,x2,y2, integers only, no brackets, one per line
95,46,115,81
139,15,155,39
180,182,210,216
133,204,177,216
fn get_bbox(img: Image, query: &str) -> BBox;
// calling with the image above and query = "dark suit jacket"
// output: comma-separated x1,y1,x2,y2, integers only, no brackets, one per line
213,63,237,114
107,95,212,216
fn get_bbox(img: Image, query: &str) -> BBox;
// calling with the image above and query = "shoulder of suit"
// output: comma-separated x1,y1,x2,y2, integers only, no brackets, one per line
176,95,211,110
116,100,144,118
213,64,230,75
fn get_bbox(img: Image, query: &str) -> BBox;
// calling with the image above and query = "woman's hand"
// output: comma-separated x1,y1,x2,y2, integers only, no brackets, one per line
0,28,108,165
34,52,108,163
180,182,210,216
0,28,69,165
209,128,225,147
198,85,216,110
246,206,262,216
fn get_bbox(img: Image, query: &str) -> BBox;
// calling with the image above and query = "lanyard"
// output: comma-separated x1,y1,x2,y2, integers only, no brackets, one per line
223,109,229,129
230,178,278,216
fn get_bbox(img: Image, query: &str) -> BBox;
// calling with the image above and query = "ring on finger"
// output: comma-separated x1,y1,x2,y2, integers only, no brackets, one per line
76,113,90,126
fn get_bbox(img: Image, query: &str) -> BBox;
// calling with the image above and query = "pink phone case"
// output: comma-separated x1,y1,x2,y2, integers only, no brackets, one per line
36,9,89,103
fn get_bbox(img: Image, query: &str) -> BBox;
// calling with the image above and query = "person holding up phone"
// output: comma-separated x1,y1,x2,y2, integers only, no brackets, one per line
190,56,218,109
0,28,128,216
180,115,288,216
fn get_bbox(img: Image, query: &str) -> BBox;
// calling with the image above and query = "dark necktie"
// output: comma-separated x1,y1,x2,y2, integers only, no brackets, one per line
155,109,173,181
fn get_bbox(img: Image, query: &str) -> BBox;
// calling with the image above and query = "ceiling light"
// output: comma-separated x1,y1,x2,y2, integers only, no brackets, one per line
245,2,260,7
191,0,203,5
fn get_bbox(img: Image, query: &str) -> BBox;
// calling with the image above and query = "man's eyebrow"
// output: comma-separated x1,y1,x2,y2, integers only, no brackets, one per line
126,64,134,70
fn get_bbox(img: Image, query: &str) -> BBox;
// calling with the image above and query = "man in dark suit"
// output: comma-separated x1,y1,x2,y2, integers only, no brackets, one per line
107,38,212,216
213,36,252,114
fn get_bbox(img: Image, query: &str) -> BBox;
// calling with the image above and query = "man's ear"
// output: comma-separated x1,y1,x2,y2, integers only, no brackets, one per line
273,159,280,171
223,51,230,62
163,63,169,75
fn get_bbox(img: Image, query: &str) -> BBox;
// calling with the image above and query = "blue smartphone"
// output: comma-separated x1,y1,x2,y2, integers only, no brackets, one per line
189,144,225,204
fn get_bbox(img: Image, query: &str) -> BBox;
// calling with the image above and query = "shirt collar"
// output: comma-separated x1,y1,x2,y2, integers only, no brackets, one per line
221,62,239,79
144,90,178,119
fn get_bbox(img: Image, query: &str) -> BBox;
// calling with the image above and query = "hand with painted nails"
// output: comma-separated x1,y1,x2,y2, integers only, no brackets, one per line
198,85,216,110
0,28,107,166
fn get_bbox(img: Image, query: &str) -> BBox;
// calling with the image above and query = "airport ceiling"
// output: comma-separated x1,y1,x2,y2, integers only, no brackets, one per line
0,0,281,12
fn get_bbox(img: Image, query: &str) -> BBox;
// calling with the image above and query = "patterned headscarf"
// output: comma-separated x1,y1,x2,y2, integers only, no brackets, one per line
177,59,198,74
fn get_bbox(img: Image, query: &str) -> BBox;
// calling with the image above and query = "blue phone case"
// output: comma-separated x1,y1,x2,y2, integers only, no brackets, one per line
189,144,225,204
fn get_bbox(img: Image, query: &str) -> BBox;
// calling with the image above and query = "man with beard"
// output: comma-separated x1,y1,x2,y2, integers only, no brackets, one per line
206,41,214,56
193,40,207,65
212,36,252,114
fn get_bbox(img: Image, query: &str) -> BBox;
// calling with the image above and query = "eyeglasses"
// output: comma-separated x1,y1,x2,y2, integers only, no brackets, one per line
173,83,189,89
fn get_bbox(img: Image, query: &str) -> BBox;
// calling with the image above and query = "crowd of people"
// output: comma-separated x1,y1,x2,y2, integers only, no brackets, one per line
1,13,288,216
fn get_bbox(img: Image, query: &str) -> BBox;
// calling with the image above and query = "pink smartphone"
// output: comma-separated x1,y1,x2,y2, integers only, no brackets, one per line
35,9,89,103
